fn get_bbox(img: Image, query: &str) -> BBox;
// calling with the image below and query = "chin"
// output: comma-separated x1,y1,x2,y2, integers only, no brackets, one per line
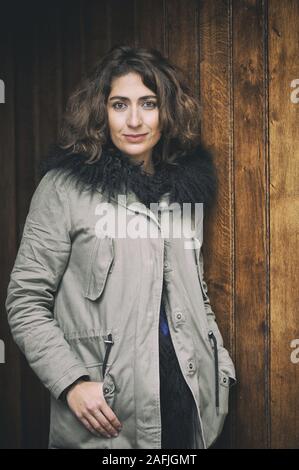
121,144,151,154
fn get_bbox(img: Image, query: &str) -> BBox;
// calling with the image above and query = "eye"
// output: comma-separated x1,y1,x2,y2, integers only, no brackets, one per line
111,101,158,111
143,101,157,109
112,102,126,110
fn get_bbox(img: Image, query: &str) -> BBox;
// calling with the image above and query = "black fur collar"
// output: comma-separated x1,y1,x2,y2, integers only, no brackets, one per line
39,143,218,209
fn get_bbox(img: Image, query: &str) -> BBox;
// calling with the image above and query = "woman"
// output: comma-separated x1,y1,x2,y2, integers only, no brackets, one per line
5,45,236,449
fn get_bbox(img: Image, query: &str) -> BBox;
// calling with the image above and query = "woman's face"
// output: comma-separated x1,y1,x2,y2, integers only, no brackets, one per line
107,72,162,170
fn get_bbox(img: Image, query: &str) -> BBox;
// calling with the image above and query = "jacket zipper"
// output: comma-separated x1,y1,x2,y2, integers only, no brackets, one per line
102,333,114,378
208,330,219,415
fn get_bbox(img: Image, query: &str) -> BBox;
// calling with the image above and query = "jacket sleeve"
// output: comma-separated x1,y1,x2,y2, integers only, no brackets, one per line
196,205,237,386
5,170,91,400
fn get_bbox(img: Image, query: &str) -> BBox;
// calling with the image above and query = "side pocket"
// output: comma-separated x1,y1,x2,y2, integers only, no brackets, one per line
208,330,231,417
208,330,220,415
218,370,230,415
84,236,114,301
85,360,116,409
102,372,116,408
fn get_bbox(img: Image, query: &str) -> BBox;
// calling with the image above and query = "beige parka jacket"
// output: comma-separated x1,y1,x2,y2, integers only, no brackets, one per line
5,146,236,449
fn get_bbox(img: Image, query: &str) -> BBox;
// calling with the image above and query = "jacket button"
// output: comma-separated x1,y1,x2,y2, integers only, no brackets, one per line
103,386,111,394
164,262,169,269
176,313,182,320
187,360,196,374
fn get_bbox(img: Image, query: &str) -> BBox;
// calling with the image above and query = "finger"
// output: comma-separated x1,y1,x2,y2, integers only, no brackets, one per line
100,400,122,431
80,416,100,437
99,384,122,430
91,408,119,437
85,412,112,438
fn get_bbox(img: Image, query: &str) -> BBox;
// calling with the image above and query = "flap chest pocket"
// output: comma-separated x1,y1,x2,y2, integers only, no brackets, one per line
84,236,114,301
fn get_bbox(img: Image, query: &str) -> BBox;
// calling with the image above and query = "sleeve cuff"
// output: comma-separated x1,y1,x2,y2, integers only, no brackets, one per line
59,375,90,402
50,365,91,400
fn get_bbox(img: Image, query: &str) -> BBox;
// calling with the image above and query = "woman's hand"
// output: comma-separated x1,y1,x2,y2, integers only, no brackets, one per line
66,380,122,438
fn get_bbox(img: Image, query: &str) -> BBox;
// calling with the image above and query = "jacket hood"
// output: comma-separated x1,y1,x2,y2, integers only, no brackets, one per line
39,143,218,209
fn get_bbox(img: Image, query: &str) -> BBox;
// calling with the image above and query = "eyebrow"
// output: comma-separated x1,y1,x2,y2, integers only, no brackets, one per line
109,95,157,101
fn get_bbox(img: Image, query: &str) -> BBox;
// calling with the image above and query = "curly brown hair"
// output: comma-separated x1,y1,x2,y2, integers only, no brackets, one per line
58,44,202,165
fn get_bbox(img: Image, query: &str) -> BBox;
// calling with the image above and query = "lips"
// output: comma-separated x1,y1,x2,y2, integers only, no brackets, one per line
124,133,148,137
123,133,148,142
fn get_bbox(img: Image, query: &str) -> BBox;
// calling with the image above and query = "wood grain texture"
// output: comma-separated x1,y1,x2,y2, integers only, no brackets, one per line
135,0,165,51
167,0,198,92
83,0,110,73
13,2,51,449
199,0,234,448
61,0,86,105
108,0,135,48
0,5,21,450
233,0,269,448
268,0,299,449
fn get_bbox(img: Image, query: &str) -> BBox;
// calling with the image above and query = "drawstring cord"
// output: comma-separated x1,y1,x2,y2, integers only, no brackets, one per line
208,330,219,415
102,333,114,378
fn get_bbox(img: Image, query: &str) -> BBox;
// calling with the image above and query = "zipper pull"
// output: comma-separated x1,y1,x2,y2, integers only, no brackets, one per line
102,333,114,378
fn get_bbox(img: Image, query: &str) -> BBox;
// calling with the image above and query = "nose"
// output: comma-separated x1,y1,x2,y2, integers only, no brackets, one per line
126,105,142,127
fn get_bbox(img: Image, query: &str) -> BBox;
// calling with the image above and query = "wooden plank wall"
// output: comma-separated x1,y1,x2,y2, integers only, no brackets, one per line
233,0,269,448
0,0,298,449
268,0,299,448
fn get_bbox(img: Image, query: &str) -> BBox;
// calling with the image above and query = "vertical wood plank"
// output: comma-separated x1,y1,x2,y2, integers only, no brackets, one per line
14,2,39,236
36,2,64,165
108,0,136,48
268,0,299,448
82,0,110,73
14,0,61,448
0,4,22,449
14,2,42,448
135,0,166,52
61,0,86,106
199,0,234,448
167,0,199,96
233,0,268,448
